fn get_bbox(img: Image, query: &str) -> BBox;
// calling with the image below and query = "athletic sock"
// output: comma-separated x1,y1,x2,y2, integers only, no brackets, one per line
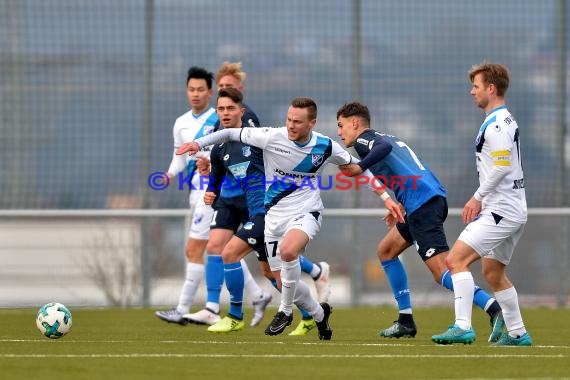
381,258,412,312
205,254,224,314
176,262,204,314
241,259,264,301
451,271,475,330
224,261,244,320
494,286,526,337
441,269,499,316
279,258,301,316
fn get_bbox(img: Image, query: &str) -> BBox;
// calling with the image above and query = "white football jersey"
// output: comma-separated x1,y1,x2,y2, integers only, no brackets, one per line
167,107,218,176
239,127,355,221
475,106,527,223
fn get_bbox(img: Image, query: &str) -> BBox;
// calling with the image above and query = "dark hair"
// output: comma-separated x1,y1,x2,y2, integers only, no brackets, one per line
186,66,214,89
217,87,243,105
469,62,510,97
336,102,371,125
290,97,317,120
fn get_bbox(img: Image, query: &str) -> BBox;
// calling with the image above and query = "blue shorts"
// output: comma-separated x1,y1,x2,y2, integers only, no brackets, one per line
211,196,266,261
396,196,449,261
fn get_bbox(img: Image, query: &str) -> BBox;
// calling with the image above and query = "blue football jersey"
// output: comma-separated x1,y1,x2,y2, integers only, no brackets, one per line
209,139,265,217
353,129,447,216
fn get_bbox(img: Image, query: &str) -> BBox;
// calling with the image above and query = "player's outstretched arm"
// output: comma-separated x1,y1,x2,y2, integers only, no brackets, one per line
176,129,242,155
176,141,200,155
338,163,363,176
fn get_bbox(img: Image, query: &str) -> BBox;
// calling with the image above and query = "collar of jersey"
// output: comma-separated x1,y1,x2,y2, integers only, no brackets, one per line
293,131,313,147
191,107,213,119
485,105,506,118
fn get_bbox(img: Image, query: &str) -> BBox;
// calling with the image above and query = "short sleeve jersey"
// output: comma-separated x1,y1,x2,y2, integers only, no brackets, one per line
475,106,527,222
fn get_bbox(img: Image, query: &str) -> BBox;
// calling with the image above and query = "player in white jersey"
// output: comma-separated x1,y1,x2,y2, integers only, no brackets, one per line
432,62,532,346
177,97,367,340
154,66,219,325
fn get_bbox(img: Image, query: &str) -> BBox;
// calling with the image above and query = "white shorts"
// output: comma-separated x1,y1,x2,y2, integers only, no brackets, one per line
265,211,322,271
457,212,525,265
187,174,213,240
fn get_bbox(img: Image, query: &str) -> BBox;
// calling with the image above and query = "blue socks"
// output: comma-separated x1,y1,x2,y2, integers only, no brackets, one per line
224,261,244,319
206,255,224,306
381,258,411,311
299,255,314,275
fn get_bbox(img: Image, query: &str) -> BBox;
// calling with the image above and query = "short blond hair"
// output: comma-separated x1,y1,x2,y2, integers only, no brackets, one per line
469,61,510,97
216,61,246,83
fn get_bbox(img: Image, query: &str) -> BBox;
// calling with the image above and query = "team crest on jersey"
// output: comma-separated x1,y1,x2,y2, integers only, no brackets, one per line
242,146,251,157
204,125,216,135
223,154,230,161
311,154,324,166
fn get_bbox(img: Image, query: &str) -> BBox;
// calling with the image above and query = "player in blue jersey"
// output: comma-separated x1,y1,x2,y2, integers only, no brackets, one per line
199,87,269,332
177,97,364,340
336,101,504,341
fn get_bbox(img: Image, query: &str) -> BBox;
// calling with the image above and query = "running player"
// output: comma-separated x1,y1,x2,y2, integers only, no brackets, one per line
177,97,365,340
337,101,504,341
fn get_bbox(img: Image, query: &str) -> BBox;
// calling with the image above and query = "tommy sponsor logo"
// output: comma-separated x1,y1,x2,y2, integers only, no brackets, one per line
356,137,368,145
274,147,291,154
273,168,316,179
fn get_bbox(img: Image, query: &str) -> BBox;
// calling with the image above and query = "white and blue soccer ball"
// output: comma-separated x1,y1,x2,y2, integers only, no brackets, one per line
36,302,72,339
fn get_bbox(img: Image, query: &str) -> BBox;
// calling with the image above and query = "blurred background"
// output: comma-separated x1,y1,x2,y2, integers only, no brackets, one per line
1,0,568,308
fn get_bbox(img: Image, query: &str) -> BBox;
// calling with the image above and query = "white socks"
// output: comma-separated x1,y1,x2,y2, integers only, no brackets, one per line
293,280,323,322
452,271,475,330
241,259,264,302
495,286,526,337
279,258,301,316
176,262,204,314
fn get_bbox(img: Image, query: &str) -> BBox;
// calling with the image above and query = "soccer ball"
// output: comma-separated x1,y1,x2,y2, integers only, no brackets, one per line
36,302,72,339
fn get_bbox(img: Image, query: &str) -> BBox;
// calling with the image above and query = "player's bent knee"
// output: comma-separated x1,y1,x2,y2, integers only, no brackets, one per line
278,245,299,262
206,240,224,255
221,250,240,264
444,254,457,271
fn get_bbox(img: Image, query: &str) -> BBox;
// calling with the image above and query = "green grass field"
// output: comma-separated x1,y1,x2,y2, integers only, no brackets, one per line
1,306,568,379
